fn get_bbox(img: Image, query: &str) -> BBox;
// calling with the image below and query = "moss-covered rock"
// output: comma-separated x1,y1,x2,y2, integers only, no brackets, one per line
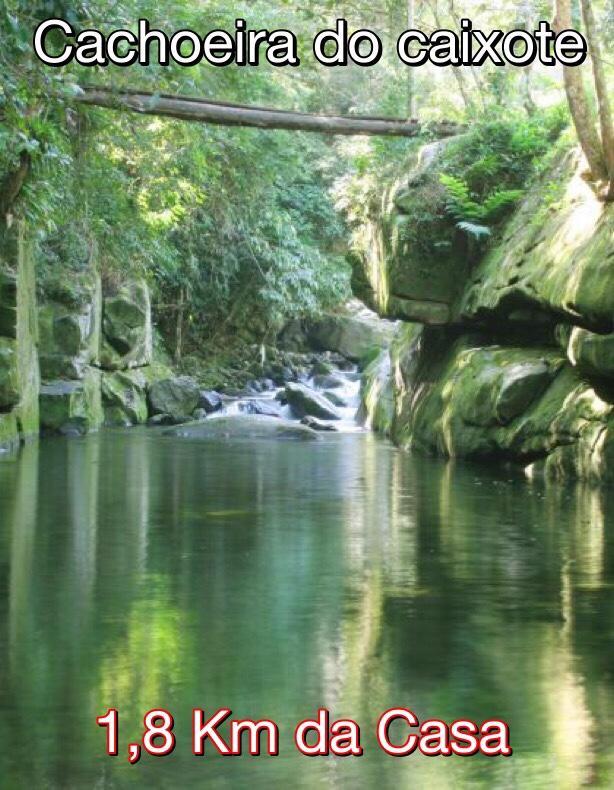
0,411,19,453
0,337,19,408
148,376,200,420
459,147,614,329
0,221,40,443
358,348,394,435
306,300,396,361
0,269,17,337
168,415,321,441
100,281,152,370
38,274,101,381
349,141,468,323
566,327,614,381
39,368,103,435
389,325,614,481
101,370,149,426
285,382,341,420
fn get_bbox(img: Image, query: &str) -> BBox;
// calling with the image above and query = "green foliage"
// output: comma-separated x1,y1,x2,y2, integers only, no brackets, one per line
439,173,523,240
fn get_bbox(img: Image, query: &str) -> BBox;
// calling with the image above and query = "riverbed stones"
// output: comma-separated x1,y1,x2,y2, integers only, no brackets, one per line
284,382,341,421
238,399,282,417
300,415,338,432
167,414,320,441
312,373,345,389
198,390,223,413
323,390,346,407
148,376,200,420
39,368,103,436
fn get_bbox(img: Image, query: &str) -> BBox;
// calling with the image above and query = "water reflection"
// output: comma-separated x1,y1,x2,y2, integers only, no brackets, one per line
0,431,612,788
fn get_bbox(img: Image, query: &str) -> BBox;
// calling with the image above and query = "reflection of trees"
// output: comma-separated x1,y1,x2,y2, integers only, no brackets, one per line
0,433,612,787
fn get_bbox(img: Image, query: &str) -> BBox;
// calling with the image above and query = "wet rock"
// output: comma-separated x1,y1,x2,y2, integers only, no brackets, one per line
301,416,339,432
198,390,223,413
148,376,200,420
192,408,208,422
167,414,320,441
285,382,341,421
147,413,178,427
311,360,334,376
312,373,345,390
239,399,282,417
270,364,295,385
323,390,347,407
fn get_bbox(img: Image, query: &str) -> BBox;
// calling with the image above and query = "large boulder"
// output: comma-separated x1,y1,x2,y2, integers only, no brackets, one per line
198,390,223,413
101,370,149,426
306,300,396,362
285,382,341,420
300,415,338,432
39,368,103,436
38,274,101,381
148,376,200,420
166,414,320,441
238,399,282,417
349,141,466,324
566,327,614,381
100,281,152,370
390,325,612,475
459,148,614,330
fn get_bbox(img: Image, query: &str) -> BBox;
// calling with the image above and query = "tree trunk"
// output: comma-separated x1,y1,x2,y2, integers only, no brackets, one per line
580,0,614,195
175,286,185,365
74,88,462,138
0,151,30,223
555,0,607,182
426,0,475,112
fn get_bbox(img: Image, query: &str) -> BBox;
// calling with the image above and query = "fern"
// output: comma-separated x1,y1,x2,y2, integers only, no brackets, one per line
440,175,523,242
439,174,483,222
480,189,524,222
455,221,492,240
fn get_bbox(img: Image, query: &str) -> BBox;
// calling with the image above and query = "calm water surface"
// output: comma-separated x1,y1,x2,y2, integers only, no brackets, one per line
0,430,612,788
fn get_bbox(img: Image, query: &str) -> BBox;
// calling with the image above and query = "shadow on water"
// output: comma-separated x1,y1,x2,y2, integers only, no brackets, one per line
0,430,613,788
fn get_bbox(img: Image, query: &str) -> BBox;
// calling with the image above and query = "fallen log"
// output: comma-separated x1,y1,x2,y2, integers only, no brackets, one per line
73,87,462,138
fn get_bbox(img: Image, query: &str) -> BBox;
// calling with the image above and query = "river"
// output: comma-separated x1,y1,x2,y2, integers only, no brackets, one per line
0,429,612,788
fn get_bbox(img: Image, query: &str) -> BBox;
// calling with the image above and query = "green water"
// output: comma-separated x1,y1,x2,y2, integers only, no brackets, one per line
0,430,612,789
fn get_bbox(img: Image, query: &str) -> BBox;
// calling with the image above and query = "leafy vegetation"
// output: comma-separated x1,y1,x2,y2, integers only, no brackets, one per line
1,0,612,356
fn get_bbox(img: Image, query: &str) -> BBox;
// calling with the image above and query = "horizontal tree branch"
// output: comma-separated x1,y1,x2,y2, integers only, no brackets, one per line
73,87,463,138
